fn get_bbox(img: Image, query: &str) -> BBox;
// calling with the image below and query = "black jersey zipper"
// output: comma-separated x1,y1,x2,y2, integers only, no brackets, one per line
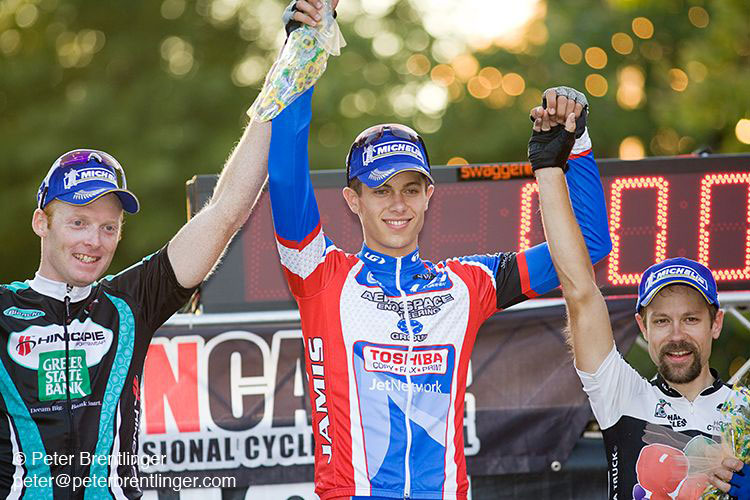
63,285,73,499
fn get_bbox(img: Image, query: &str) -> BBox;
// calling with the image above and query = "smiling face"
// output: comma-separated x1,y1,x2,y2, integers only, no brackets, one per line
343,171,434,257
636,285,723,386
33,194,123,287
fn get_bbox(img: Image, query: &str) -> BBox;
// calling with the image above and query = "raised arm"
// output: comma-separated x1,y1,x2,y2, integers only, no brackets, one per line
515,87,611,300
167,119,270,289
531,108,614,373
268,88,321,249
268,1,337,296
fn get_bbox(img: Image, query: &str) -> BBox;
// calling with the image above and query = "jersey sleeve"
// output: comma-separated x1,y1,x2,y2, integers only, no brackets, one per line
447,251,526,319
576,345,647,430
517,129,612,298
453,133,611,316
101,245,196,334
268,87,335,298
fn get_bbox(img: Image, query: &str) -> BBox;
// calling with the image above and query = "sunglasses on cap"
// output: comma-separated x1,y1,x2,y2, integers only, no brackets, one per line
345,124,431,181
37,149,130,210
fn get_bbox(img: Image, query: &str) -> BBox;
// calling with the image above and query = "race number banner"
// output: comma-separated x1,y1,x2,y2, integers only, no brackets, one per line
139,299,638,486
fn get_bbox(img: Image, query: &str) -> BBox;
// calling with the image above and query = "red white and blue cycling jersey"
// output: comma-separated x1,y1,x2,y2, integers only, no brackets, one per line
268,88,611,500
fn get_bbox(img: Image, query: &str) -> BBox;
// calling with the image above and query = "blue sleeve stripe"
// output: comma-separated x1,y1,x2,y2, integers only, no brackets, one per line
525,150,612,296
268,87,322,244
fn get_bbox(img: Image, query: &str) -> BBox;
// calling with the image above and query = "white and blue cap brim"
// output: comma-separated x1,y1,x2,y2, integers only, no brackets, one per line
636,258,719,311
56,186,140,214
357,162,434,189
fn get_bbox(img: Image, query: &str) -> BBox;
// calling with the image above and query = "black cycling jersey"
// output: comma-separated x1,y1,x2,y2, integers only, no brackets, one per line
577,346,730,500
0,247,195,499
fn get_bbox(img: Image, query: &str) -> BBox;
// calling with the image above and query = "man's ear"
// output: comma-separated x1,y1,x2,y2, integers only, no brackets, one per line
635,312,648,341
32,208,49,238
342,187,360,214
710,309,724,340
425,183,435,210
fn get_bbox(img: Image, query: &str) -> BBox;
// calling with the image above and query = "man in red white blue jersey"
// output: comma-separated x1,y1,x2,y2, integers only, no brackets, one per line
273,4,610,498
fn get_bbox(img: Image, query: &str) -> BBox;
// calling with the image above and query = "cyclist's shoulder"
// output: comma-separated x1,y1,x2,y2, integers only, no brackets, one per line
0,280,33,298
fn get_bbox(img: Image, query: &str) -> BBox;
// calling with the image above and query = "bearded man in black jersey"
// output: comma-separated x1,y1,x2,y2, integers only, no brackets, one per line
0,118,270,498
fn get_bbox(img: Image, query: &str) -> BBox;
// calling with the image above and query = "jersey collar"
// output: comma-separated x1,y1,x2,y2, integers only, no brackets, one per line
29,273,92,303
357,244,429,294
651,368,726,398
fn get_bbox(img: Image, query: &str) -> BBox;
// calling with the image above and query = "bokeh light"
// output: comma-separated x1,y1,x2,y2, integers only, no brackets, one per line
231,56,266,87
617,65,645,109
373,32,402,58
160,36,194,76
15,4,38,28
161,0,186,20
611,33,633,55
502,73,525,96
559,42,582,64
0,29,21,56
416,82,449,115
362,0,399,17
415,0,542,50
467,76,491,99
57,30,107,69
585,47,608,69
669,68,689,92
478,67,503,89
486,88,510,108
687,61,708,83
632,17,654,39
652,128,680,155
688,6,710,28
585,74,608,97
736,119,750,145
430,64,456,86
619,137,645,160
451,54,480,82
407,54,431,76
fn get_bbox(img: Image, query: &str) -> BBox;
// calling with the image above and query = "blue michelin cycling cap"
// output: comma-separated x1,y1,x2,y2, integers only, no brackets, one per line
37,149,139,214
346,124,433,189
636,257,719,312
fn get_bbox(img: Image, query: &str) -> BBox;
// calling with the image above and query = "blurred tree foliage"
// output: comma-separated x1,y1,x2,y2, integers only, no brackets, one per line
1,0,749,285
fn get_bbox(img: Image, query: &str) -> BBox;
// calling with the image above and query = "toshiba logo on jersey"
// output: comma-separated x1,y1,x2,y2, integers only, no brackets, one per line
363,346,449,375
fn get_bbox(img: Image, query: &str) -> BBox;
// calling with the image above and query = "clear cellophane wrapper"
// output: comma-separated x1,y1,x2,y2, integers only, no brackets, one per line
701,371,750,499
248,0,345,122
637,370,750,499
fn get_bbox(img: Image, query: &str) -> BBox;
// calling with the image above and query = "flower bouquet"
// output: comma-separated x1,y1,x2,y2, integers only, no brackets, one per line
248,0,345,122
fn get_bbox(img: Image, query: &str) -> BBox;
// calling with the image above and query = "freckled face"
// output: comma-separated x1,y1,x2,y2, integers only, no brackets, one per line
35,195,123,286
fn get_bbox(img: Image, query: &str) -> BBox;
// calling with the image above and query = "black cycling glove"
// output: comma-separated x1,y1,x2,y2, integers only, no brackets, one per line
528,126,576,172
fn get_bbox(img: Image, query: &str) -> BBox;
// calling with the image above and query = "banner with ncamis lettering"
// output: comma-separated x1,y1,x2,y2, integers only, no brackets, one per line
139,300,638,487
